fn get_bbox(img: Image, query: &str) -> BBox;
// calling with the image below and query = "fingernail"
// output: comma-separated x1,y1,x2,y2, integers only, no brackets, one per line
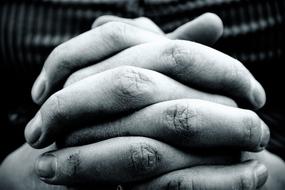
254,163,268,188
259,121,270,149
25,113,42,145
252,81,266,109
36,154,56,179
32,72,46,104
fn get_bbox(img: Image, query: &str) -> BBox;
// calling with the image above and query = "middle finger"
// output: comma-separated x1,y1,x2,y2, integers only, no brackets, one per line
59,99,270,152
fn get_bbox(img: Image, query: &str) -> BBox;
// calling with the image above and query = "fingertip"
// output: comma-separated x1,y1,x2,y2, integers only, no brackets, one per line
251,120,270,152
201,13,223,33
251,80,266,109
31,71,47,105
35,153,57,180
259,121,270,149
254,162,268,188
25,113,42,147
199,12,224,42
237,160,268,189
171,12,224,45
24,112,51,149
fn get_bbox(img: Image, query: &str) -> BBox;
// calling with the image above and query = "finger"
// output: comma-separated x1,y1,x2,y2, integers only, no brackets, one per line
167,12,223,45
32,14,224,105
35,137,239,185
25,66,237,148
92,15,164,34
31,22,167,105
92,13,223,45
64,40,265,109
131,160,268,190
59,99,270,152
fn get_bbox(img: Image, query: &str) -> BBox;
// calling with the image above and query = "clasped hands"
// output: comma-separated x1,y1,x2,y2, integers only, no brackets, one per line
4,13,284,190
27,13,270,189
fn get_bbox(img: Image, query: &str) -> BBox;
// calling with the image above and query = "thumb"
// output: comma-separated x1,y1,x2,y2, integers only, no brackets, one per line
168,12,223,45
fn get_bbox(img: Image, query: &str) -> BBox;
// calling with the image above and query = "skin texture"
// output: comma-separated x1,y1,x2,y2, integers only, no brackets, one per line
1,144,285,190
24,13,270,187
31,22,265,109
59,99,269,151
31,13,225,105
1,14,285,189
25,65,267,149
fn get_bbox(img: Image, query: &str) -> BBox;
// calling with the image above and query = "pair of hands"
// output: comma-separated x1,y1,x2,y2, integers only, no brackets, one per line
1,13,285,190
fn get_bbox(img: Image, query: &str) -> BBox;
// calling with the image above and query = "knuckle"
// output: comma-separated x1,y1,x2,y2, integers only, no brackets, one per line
163,41,189,73
167,41,183,67
114,66,153,101
129,140,160,176
164,103,198,137
166,178,189,190
101,21,129,44
59,151,81,179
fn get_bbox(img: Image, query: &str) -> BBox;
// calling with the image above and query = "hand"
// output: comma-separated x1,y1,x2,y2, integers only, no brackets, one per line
25,14,266,147
23,13,284,190
23,14,272,190
2,14,238,190
32,13,264,108
2,14,237,190
74,15,285,190
25,98,268,185
25,46,267,149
